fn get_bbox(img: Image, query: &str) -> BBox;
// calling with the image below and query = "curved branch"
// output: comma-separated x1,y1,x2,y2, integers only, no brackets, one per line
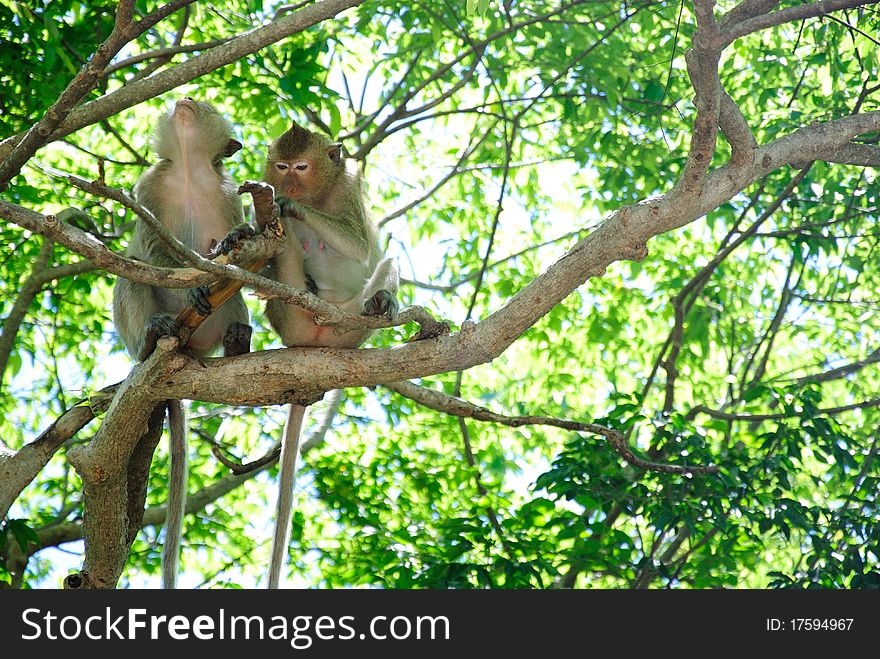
386,381,718,475
135,110,880,408
0,199,256,289
0,237,54,382
0,0,198,187
723,0,879,44
0,0,365,163
0,384,119,520
103,38,231,77
686,397,880,422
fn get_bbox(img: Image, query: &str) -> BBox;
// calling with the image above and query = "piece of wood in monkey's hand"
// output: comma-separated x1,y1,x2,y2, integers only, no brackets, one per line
238,180,279,230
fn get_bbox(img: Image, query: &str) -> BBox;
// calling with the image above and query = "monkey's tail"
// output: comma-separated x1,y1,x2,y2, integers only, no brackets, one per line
300,389,343,453
268,403,307,589
162,399,187,590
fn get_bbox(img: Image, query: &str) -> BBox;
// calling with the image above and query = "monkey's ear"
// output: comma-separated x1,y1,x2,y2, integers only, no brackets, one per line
327,143,343,165
223,138,243,158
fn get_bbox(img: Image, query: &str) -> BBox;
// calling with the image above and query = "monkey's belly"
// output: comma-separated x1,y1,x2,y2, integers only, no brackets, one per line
293,223,369,298
154,288,189,317
280,308,365,349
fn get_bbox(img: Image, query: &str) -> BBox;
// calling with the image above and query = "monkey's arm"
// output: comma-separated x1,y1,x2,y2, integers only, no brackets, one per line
112,277,163,359
281,199,373,265
329,256,399,320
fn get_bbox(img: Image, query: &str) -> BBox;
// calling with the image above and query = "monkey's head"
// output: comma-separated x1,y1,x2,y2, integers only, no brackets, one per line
265,121,343,204
152,97,242,166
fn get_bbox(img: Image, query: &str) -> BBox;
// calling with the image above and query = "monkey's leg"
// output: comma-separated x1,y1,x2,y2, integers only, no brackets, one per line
186,286,214,318
268,404,308,589
162,399,187,589
362,258,400,318
223,321,252,357
114,278,163,360
139,313,182,361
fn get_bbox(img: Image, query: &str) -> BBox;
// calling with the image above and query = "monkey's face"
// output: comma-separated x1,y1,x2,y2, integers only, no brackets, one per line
271,158,314,201
152,98,239,165
270,152,337,204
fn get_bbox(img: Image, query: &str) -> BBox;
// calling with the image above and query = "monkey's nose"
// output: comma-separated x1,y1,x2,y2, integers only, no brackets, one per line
174,98,197,120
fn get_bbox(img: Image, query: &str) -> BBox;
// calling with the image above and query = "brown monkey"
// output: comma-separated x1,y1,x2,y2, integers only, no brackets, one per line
263,121,398,588
113,97,252,589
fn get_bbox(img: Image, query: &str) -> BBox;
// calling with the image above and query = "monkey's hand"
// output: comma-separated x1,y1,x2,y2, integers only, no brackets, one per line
277,197,306,222
364,290,398,320
187,286,214,317
238,180,279,229
305,275,319,296
213,223,257,257
139,314,182,361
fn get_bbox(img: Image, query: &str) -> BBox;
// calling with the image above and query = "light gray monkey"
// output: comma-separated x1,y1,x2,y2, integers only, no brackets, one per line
263,121,398,588
113,97,252,588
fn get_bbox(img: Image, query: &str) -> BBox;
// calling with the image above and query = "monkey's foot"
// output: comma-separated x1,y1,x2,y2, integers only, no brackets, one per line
238,180,280,229
214,223,256,257
364,289,399,319
187,286,213,317
139,314,181,361
223,321,252,357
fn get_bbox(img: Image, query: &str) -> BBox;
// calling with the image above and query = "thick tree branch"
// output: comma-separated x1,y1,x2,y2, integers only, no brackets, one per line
0,0,365,163
718,87,757,166
800,142,880,168
672,20,722,205
65,339,188,588
102,38,231,77
722,0,879,44
117,109,880,407
0,0,197,188
719,0,781,27
0,384,118,521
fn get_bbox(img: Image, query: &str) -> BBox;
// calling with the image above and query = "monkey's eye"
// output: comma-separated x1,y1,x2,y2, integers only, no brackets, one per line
276,163,289,171
294,162,309,172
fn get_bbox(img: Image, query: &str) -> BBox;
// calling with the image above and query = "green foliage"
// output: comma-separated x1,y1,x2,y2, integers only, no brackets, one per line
1,0,879,589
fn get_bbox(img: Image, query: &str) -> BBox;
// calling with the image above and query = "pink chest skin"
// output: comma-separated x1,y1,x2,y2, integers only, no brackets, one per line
302,239,329,254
